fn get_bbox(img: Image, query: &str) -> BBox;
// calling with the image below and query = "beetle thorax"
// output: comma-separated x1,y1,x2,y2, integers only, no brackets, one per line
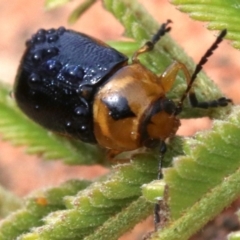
93,63,179,151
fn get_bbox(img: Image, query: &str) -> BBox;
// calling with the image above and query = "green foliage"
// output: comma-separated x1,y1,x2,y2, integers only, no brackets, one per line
0,180,91,240
171,0,240,49
0,186,22,218
68,0,97,24
0,0,239,239
141,180,165,203
1,155,157,240
153,106,240,240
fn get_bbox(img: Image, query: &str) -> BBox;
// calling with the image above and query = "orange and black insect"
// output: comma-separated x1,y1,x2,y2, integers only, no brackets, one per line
13,20,231,227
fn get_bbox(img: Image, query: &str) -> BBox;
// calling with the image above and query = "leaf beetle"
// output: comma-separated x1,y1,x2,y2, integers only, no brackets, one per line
14,20,231,155
13,20,231,227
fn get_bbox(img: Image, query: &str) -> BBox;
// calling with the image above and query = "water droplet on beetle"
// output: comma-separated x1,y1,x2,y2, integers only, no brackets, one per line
74,106,88,117
66,121,71,127
80,125,87,131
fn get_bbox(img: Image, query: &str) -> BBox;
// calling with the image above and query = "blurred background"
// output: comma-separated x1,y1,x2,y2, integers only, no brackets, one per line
0,0,240,239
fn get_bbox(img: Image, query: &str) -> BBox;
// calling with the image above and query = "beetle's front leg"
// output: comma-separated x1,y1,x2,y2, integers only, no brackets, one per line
158,61,192,93
159,61,232,109
189,92,232,109
106,149,131,164
154,140,167,230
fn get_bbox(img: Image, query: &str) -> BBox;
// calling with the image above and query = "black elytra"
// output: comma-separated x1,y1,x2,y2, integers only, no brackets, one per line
14,27,128,143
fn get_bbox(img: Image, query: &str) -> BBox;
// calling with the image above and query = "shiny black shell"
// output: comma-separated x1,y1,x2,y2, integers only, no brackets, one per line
14,27,128,143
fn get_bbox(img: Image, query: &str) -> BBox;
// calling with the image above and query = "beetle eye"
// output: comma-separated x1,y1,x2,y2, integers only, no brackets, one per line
162,98,177,115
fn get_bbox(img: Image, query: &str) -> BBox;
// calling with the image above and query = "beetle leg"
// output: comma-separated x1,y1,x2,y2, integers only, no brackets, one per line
106,149,131,163
177,29,232,110
189,92,232,109
158,61,192,93
159,61,232,109
132,20,172,63
154,141,167,230
106,149,120,159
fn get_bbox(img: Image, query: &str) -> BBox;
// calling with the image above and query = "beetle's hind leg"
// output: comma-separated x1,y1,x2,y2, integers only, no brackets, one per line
132,20,172,63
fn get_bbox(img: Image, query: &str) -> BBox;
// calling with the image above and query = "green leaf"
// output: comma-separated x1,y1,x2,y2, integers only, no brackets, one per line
13,154,157,240
0,186,22,218
84,197,152,240
142,180,165,203
171,0,240,49
0,180,90,240
228,231,240,240
148,106,240,240
68,0,97,24
0,82,105,165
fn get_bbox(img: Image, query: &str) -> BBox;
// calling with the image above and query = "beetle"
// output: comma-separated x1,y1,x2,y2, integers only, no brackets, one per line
13,20,230,152
13,20,231,227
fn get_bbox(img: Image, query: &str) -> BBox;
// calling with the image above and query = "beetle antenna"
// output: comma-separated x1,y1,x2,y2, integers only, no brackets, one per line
177,29,227,109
